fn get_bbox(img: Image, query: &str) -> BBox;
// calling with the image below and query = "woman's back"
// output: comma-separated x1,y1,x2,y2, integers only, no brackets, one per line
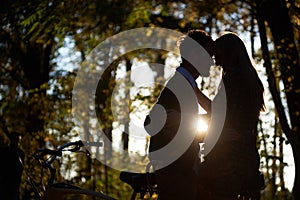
223,70,262,131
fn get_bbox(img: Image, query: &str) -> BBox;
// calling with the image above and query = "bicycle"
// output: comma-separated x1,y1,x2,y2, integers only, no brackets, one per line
23,140,158,200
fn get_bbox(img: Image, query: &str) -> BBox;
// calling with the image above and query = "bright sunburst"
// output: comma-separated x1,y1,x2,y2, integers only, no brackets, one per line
197,117,209,132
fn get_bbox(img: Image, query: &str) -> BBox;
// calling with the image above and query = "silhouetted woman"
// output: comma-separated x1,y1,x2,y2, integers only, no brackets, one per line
197,32,265,200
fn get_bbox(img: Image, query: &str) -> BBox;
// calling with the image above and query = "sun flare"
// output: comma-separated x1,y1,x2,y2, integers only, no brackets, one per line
197,118,209,132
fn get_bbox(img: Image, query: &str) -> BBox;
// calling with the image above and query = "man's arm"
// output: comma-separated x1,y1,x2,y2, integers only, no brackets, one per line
194,87,211,114
144,104,180,138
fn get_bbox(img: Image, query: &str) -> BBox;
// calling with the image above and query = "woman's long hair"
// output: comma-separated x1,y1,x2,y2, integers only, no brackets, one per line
215,32,265,112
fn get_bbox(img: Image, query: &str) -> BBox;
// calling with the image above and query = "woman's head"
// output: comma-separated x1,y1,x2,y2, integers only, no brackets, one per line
215,32,265,112
214,32,252,73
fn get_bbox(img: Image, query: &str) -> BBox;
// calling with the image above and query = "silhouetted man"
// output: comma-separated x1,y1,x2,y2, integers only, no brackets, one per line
144,29,214,199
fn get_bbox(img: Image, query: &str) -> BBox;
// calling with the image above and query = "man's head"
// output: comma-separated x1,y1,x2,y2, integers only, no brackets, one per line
178,29,214,78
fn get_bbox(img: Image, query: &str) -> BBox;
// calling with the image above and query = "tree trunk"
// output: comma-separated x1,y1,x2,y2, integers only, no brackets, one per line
95,61,117,158
255,0,300,198
122,58,131,150
260,0,300,129
20,42,52,147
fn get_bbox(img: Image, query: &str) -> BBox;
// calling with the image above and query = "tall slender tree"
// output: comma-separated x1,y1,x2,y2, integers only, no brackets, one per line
254,0,300,198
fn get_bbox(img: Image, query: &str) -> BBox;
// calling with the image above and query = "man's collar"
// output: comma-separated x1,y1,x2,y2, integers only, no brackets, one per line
176,66,197,89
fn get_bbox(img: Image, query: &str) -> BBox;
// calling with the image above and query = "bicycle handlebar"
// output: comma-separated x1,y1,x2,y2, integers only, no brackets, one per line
33,140,104,167
33,140,85,168
34,149,63,159
57,140,84,152
31,140,117,199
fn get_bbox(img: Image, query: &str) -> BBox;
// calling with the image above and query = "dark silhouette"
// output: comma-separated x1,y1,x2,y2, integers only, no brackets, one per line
144,29,214,200
197,32,265,200
0,132,24,200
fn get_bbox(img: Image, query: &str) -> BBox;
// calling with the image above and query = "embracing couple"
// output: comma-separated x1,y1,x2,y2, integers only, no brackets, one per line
144,30,265,200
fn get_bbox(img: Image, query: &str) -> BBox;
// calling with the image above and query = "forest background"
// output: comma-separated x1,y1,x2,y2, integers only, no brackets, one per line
0,0,299,199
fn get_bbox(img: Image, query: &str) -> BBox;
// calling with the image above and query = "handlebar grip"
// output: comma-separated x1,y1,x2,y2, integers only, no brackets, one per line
83,141,103,147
